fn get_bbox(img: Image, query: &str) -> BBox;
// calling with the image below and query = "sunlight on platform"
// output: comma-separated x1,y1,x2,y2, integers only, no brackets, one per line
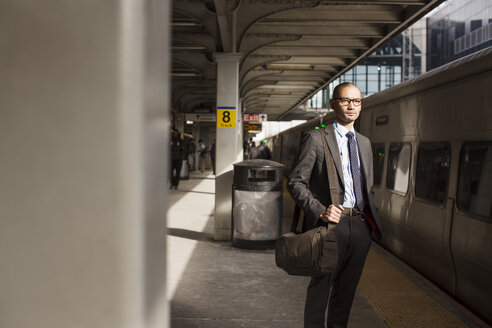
166,175,215,300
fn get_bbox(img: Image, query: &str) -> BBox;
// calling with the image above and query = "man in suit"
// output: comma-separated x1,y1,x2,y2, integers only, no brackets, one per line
288,82,382,328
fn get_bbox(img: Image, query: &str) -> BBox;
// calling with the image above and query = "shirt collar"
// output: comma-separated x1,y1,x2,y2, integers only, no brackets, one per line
332,120,355,138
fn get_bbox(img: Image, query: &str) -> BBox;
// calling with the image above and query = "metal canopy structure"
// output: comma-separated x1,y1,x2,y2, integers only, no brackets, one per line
172,0,444,121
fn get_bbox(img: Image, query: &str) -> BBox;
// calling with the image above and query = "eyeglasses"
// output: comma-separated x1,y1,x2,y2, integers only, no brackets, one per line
334,98,362,106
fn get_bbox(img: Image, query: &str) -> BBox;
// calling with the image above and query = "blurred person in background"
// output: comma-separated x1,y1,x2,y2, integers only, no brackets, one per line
247,141,260,159
210,139,216,175
198,139,208,173
258,140,271,159
169,129,184,189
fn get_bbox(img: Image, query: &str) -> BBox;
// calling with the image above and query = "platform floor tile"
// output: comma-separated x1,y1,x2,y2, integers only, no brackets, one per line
359,247,469,328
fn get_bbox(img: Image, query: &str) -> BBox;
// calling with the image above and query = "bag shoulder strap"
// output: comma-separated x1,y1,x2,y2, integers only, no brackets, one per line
290,205,302,233
290,129,341,233
319,129,340,207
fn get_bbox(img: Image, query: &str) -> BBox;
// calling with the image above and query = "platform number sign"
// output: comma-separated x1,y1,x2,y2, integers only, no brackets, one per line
217,107,236,128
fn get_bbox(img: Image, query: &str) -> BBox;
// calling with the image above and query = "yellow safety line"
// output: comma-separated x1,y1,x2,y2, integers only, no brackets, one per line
358,249,467,328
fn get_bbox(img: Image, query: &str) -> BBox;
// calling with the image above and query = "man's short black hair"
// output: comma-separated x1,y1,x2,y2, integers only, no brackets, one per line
332,82,359,99
198,139,203,142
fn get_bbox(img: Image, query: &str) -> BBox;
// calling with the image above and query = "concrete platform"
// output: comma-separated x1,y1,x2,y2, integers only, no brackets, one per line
167,171,489,328
167,171,386,327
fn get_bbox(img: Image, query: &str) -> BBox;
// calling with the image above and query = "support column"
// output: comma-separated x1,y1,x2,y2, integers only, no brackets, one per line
215,53,242,240
0,1,169,327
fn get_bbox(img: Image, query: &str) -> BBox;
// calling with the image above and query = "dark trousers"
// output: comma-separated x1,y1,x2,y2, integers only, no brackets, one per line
170,159,182,187
304,214,372,328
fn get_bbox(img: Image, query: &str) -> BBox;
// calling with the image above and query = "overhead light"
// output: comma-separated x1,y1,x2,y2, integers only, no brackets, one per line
264,64,314,70
278,81,316,85
172,22,200,26
172,72,201,77
172,19,200,27
259,85,306,89
186,120,194,125
258,95,300,99
172,45,206,50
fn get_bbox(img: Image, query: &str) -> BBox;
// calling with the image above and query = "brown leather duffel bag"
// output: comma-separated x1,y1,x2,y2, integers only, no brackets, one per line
275,224,337,277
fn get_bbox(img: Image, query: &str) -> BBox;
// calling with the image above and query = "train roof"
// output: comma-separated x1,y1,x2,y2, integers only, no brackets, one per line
363,46,492,108
271,46,492,138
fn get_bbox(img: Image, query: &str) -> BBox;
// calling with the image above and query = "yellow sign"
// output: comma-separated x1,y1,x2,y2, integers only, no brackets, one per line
217,109,236,128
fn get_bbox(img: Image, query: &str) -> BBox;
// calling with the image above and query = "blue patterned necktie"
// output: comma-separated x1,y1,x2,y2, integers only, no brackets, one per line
346,131,364,210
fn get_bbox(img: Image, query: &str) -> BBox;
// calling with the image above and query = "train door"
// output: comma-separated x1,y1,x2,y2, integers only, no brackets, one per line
451,141,492,323
371,143,388,235
406,142,455,293
379,142,412,253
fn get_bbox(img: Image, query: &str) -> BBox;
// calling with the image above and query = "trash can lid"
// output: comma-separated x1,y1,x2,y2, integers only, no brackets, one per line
233,159,284,169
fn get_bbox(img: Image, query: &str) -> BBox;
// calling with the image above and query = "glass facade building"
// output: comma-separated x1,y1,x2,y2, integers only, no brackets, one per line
427,0,492,68
309,0,491,109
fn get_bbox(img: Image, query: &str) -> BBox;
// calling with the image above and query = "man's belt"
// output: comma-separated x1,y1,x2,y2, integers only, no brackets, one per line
342,207,362,216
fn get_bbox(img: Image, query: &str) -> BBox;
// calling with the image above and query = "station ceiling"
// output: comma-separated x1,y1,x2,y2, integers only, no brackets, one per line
172,0,444,121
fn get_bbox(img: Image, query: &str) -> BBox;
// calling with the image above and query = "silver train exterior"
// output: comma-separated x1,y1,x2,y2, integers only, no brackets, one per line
268,47,492,324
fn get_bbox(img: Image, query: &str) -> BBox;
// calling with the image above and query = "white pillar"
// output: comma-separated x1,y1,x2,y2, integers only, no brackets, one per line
215,53,243,240
0,1,169,327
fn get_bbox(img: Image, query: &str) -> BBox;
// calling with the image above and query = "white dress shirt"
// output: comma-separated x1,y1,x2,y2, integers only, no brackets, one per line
332,121,361,209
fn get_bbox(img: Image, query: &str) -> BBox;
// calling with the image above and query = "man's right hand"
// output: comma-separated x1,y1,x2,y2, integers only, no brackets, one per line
319,204,344,224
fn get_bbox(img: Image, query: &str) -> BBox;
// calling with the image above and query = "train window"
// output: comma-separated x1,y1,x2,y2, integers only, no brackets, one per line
415,143,450,204
457,142,492,220
386,143,411,194
372,143,385,186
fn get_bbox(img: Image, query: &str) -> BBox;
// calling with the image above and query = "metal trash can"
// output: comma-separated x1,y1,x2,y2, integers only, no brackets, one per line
232,159,284,249
180,159,189,180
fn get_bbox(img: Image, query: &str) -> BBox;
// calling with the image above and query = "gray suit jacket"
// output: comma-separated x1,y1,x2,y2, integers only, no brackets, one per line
287,124,382,239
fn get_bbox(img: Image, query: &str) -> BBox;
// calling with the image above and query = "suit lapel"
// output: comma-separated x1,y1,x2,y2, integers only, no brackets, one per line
324,125,344,184
355,131,370,182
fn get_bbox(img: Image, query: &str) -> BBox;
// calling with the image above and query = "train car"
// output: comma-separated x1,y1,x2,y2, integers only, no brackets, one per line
270,46,492,323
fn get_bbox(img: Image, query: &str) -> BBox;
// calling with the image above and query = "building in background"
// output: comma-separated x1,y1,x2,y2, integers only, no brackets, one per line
261,0,491,143
427,0,492,68
309,0,492,109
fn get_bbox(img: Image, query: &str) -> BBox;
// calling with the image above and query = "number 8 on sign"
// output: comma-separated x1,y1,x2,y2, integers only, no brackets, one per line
217,108,236,128
222,111,230,123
